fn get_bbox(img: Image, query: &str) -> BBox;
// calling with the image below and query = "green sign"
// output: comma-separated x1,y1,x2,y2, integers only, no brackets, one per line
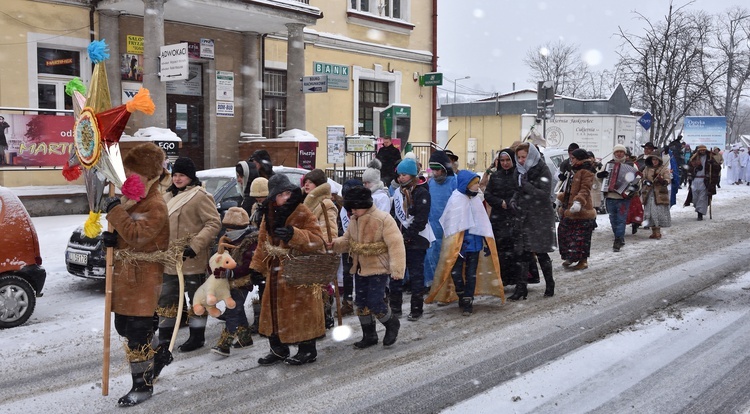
313,61,350,90
420,72,443,87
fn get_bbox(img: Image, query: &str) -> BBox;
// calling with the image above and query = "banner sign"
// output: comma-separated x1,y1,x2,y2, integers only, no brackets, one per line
682,116,726,150
298,141,317,170
0,113,75,167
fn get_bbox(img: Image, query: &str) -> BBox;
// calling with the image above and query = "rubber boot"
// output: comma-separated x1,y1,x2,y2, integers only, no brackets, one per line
380,310,401,347
232,326,253,348
258,335,289,366
249,302,261,334
117,360,154,407
178,316,206,353
211,328,234,357
353,315,378,349
538,253,555,297
157,316,176,347
286,340,317,365
151,343,173,380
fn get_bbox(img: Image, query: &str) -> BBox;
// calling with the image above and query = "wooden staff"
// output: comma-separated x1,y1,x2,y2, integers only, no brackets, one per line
321,202,342,326
102,184,114,396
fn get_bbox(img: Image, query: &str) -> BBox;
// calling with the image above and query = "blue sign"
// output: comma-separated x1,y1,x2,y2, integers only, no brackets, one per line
638,112,652,130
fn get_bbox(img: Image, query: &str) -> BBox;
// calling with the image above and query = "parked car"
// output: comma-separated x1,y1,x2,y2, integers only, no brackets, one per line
65,166,340,279
0,187,46,328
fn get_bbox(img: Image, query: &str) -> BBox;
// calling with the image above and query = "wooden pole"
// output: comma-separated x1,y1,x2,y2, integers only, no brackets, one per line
102,184,115,396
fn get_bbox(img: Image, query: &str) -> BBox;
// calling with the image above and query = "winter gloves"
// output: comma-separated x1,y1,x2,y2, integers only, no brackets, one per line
569,201,582,213
102,197,121,213
183,246,197,261
102,231,118,248
596,170,609,179
273,226,295,242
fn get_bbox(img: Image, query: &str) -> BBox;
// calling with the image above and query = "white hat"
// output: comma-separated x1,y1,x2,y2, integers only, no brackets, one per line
362,158,382,184
613,144,627,153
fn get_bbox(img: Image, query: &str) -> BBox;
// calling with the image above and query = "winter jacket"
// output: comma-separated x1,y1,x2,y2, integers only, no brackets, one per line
641,156,672,206
106,182,170,317
484,163,517,240
331,205,406,279
392,181,431,250
250,196,326,344
163,185,222,275
512,151,556,254
303,182,339,243
557,162,597,220
376,144,402,182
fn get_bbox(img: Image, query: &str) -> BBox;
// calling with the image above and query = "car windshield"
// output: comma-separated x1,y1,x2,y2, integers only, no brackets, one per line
202,176,233,196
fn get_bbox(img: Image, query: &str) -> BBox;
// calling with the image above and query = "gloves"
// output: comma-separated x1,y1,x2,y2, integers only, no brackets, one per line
569,201,582,213
101,231,118,248
273,226,294,242
102,197,121,213
182,246,197,261
558,173,566,181
643,180,653,187
596,171,609,179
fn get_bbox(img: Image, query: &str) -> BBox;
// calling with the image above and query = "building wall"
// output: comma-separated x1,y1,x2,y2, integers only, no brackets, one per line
447,114,523,173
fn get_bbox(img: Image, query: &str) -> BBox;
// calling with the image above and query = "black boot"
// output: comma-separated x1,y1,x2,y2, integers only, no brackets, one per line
285,340,317,365
508,283,528,301
380,311,401,346
353,315,378,349
527,256,540,284
157,316,176,347
118,360,154,407
178,326,205,353
698,213,704,221
211,329,234,357
152,343,173,380
460,297,473,316
538,253,555,297
258,336,289,366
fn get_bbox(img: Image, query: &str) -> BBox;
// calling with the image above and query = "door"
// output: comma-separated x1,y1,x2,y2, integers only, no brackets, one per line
167,95,204,170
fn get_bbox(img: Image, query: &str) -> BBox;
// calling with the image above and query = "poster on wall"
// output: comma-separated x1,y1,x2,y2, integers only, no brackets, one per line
216,101,234,117
216,71,234,101
327,126,345,164
298,141,317,170
121,54,144,81
0,113,74,167
200,38,215,59
121,81,142,103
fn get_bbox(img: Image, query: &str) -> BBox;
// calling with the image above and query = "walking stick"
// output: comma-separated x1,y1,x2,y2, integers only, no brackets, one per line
169,261,186,352
102,184,114,396
321,202,342,326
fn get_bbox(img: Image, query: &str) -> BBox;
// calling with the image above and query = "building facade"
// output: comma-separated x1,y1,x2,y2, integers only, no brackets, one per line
0,0,436,188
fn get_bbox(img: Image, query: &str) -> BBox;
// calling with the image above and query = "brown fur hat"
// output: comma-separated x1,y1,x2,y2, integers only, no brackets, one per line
123,142,165,180
222,206,250,229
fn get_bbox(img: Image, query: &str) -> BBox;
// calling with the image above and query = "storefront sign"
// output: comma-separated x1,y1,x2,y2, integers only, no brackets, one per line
327,126,346,164
160,42,189,81
216,71,234,101
313,61,350,90
0,113,75,167
216,101,234,117
298,141,317,170
126,35,143,55
165,63,202,96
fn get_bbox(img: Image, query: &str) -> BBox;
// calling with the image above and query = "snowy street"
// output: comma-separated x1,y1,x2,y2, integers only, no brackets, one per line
1,180,750,413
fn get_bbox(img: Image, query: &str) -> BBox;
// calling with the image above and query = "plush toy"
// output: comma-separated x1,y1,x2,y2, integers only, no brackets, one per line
193,237,237,318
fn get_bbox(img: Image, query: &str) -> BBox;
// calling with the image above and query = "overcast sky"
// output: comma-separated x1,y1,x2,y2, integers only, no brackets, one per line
437,0,745,100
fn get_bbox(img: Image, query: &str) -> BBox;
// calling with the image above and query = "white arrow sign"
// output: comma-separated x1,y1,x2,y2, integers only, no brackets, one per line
160,43,189,81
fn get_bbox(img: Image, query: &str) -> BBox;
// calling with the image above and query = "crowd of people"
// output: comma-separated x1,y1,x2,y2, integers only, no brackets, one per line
101,136,727,407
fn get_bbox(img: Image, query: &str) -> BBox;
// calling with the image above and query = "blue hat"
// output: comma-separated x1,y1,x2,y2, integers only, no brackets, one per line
396,158,418,176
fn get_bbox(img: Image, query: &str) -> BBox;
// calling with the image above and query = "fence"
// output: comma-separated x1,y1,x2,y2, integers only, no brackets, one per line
324,141,437,183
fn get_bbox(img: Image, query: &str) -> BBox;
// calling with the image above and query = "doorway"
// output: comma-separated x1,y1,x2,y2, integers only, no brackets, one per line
167,95,204,170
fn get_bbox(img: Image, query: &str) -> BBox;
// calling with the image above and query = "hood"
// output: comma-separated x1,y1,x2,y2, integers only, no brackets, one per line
456,170,479,195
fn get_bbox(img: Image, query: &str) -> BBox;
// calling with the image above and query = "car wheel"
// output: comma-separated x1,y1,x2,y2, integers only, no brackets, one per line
0,275,37,329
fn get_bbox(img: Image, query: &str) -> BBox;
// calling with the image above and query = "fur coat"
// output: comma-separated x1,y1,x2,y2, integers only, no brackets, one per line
557,163,597,220
330,205,405,279
303,182,339,243
250,197,326,344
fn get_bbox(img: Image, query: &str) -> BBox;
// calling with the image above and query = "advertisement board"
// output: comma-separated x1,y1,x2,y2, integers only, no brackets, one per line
682,116,726,149
0,113,75,167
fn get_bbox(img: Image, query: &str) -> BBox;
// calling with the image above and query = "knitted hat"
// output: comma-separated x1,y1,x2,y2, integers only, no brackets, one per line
362,158,382,184
341,178,363,197
123,142,165,180
303,169,327,186
267,173,298,200
428,150,452,172
613,144,627,154
343,186,373,210
396,157,418,176
249,177,269,197
172,157,197,180
567,143,580,152
222,206,250,229
571,148,589,161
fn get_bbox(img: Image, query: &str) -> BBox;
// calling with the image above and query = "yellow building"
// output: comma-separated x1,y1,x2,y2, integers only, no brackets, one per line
0,0,436,189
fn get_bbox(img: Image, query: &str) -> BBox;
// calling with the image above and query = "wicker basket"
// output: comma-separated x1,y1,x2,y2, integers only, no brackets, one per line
281,251,340,286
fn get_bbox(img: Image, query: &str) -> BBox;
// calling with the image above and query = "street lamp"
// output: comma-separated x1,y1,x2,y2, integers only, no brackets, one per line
453,76,470,104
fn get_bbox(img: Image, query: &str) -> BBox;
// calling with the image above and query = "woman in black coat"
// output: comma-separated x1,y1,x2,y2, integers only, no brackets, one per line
483,148,518,286
509,143,556,300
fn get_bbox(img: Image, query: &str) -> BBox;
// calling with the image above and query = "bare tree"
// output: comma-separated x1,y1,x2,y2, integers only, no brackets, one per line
703,6,750,144
616,2,719,147
524,41,590,97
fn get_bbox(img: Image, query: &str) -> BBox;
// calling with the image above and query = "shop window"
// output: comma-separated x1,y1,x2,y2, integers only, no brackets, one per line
264,69,287,138
358,80,389,135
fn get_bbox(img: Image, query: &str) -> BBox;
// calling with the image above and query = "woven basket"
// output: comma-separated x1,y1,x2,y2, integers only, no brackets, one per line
281,251,340,286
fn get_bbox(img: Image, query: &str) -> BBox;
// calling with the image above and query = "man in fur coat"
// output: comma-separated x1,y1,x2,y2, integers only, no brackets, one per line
102,142,170,407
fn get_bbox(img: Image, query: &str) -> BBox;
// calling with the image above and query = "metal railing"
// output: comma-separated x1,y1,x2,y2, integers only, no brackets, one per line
324,141,438,183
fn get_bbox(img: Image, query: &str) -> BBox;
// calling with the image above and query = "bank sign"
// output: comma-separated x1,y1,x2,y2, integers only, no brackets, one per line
313,61,349,90
682,116,726,149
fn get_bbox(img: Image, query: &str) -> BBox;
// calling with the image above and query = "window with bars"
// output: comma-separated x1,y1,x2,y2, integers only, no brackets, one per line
263,69,287,138
358,79,389,135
